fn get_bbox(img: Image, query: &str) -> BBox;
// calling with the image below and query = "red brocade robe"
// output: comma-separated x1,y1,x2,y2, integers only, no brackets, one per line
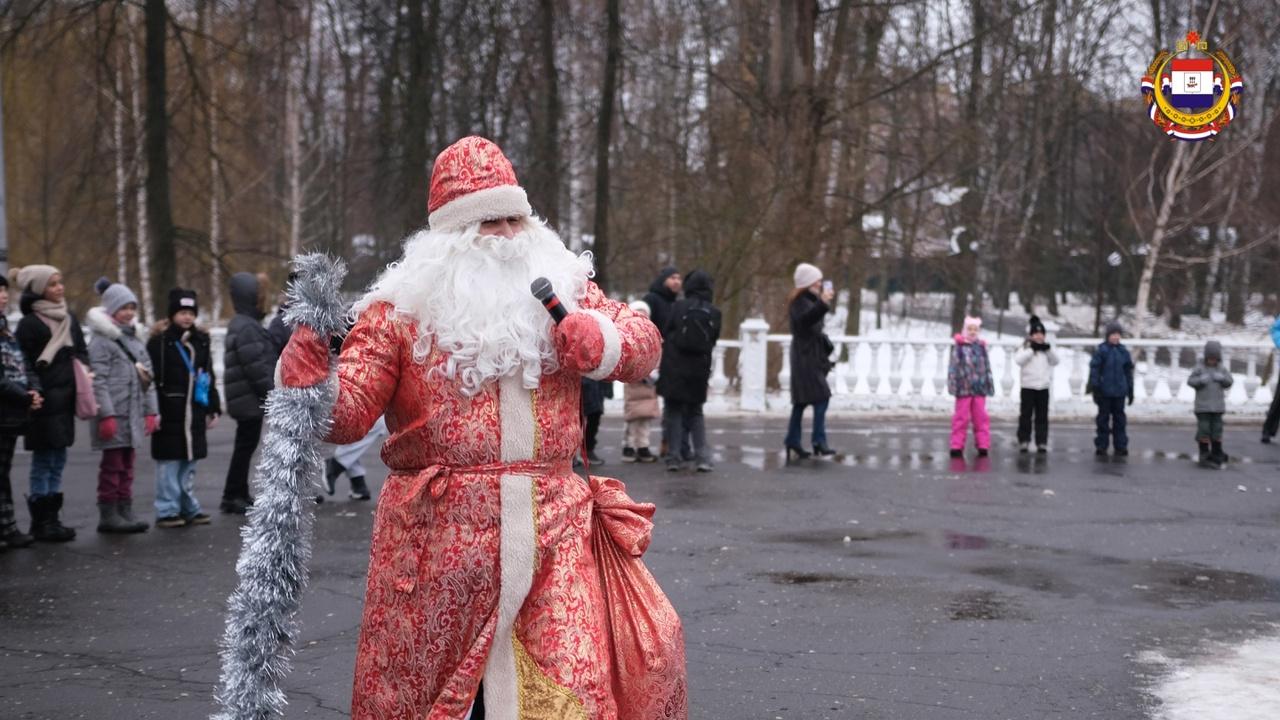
328,282,685,719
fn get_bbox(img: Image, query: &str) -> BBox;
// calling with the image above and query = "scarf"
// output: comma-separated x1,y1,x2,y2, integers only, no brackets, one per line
33,299,73,366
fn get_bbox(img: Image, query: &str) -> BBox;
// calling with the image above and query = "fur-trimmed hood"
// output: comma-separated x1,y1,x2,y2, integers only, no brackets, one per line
86,306,124,340
954,333,986,346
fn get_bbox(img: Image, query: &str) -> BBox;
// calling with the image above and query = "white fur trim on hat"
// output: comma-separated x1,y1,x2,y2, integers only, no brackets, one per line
628,299,651,317
428,184,533,232
794,263,822,289
582,309,623,381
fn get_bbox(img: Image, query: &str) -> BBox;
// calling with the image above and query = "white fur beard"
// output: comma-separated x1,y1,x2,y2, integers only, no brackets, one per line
354,218,594,396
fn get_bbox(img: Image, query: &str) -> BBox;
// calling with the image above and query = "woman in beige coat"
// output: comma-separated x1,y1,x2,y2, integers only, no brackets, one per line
623,300,661,462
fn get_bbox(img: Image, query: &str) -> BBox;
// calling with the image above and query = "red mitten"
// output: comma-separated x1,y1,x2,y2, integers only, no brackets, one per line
280,324,331,388
144,415,159,436
555,313,605,375
98,416,118,441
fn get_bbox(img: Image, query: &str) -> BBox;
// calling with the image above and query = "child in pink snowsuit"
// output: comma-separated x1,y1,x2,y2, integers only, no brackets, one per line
948,316,994,457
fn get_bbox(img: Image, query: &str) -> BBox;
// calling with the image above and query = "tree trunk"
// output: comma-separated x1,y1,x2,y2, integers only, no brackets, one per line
592,0,621,292
528,0,562,226
128,8,153,325
1134,141,1197,335
144,0,175,321
113,49,129,286
403,0,435,232
951,0,986,332
201,0,224,323
285,58,302,258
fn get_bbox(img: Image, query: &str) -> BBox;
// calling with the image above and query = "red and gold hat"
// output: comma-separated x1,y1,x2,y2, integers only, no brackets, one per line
427,136,532,232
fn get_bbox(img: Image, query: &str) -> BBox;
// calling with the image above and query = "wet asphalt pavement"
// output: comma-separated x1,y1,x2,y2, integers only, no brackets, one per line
3,418,1279,719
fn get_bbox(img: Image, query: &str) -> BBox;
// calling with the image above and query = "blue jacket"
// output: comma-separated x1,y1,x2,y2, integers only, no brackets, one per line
1271,315,1280,349
1088,342,1134,399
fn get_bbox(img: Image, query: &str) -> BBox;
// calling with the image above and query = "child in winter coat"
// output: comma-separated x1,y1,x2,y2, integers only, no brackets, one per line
622,300,660,463
0,274,41,550
13,264,87,542
147,289,222,528
1087,321,1135,457
87,278,158,533
1187,340,1233,468
1013,315,1059,453
948,316,994,457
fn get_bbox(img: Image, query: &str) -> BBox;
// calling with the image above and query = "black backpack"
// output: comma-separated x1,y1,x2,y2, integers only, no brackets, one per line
671,302,720,355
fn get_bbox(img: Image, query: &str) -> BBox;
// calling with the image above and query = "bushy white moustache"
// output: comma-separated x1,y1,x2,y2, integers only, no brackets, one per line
354,219,594,396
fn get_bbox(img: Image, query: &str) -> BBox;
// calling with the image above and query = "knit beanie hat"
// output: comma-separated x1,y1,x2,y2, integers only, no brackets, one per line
1104,320,1124,337
964,315,983,330
629,299,651,317
793,263,822,289
95,277,139,316
168,288,199,318
427,136,532,232
1028,314,1046,336
13,264,60,297
1203,340,1222,362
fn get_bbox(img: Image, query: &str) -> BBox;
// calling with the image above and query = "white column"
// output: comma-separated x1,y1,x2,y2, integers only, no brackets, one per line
709,345,729,396
738,318,770,412
778,338,793,393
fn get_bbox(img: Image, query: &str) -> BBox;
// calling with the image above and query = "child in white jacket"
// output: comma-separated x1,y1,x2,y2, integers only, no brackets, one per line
1013,315,1059,453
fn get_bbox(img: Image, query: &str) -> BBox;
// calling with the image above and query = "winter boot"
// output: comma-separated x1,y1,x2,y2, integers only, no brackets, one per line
324,459,342,496
621,447,637,463
0,499,34,549
116,500,149,533
349,476,371,501
636,447,657,463
1197,441,1215,468
97,503,135,533
1211,440,1228,467
31,494,75,542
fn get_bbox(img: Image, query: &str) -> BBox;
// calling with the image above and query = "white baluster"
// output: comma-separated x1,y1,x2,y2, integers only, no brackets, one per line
1069,343,1086,397
778,338,792,392
1140,347,1157,400
999,345,1015,399
902,342,922,398
737,318,770,412
1163,344,1181,400
936,343,951,398
844,340,860,395
889,343,905,395
1244,348,1261,403
867,341,883,395
709,345,729,396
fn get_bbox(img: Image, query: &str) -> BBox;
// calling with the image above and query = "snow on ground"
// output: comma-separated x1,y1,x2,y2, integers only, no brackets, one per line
1139,633,1280,720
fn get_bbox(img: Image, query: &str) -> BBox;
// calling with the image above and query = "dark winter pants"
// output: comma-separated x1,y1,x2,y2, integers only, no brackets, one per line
1195,412,1224,442
663,402,708,464
785,399,829,449
1264,387,1280,439
1095,397,1128,451
584,412,603,453
223,418,262,502
0,433,18,534
97,447,137,504
1017,388,1050,446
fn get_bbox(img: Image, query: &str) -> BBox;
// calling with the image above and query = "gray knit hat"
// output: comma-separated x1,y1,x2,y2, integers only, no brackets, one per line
1104,320,1124,338
95,277,139,316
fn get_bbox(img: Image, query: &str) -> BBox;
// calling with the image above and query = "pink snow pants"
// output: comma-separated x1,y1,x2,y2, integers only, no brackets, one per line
951,396,991,450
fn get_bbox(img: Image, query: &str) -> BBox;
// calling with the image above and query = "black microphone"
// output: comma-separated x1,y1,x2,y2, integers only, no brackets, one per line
531,277,568,324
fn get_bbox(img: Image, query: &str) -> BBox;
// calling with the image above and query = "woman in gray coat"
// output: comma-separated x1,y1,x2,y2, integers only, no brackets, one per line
88,279,159,533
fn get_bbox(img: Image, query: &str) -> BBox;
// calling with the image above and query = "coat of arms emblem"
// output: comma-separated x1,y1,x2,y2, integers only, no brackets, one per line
1141,30,1243,141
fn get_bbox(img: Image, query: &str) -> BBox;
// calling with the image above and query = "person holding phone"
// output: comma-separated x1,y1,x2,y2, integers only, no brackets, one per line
785,263,837,460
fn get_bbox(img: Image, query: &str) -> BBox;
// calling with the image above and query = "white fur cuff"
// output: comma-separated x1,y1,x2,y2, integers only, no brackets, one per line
582,309,623,381
428,185,533,232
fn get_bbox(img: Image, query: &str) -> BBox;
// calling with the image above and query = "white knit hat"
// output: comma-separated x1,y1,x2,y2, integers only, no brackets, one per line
793,263,822,289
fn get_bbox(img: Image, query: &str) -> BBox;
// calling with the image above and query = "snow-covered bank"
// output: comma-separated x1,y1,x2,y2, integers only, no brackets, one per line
1140,633,1280,720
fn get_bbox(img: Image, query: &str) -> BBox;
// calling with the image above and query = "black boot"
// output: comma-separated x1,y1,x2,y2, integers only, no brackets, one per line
0,498,34,549
31,494,75,542
324,459,342,496
812,444,837,457
786,445,811,461
116,500,149,533
349,476,371,501
1211,440,1228,466
97,502,134,534
1197,441,1214,468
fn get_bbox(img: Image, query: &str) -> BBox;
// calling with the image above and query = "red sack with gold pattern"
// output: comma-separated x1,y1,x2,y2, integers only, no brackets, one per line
589,475,688,720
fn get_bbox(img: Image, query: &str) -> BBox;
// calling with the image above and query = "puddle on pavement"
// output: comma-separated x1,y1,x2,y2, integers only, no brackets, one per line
758,571,860,586
1145,564,1280,608
948,589,1025,621
767,528,921,548
972,564,1063,593
656,481,717,509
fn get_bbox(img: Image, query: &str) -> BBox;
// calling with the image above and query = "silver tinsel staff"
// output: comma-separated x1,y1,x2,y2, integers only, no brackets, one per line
213,254,348,720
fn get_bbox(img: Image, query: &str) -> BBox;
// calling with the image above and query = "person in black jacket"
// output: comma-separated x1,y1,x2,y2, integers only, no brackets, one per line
578,378,613,467
643,266,686,458
266,272,298,354
219,272,278,514
784,263,836,461
657,270,722,472
147,289,222,528
12,265,87,542
0,275,42,550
